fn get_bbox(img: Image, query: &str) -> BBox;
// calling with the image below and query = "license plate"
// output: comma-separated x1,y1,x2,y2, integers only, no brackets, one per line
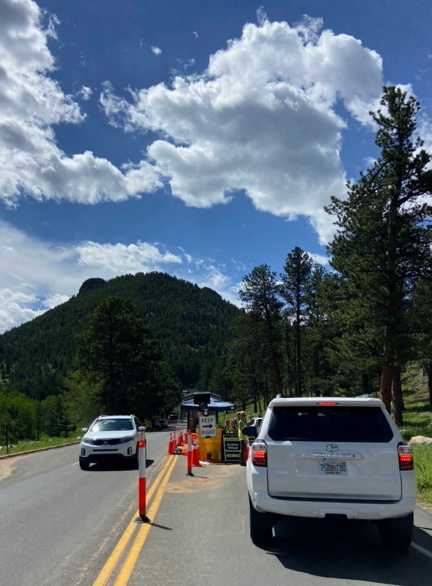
319,461,347,475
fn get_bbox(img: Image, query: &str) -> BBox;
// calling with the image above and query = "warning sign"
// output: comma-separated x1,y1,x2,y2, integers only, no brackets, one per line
223,435,241,463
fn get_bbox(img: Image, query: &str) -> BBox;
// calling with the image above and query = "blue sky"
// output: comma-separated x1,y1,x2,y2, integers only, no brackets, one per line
1,0,432,332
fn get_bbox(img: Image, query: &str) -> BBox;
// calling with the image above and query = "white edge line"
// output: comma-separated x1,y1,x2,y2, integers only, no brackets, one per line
412,542,432,560
72,462,79,466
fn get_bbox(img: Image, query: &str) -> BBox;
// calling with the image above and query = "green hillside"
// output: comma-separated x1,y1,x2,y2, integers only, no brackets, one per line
0,272,241,399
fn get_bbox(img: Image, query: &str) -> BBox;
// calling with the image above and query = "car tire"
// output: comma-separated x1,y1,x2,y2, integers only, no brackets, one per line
131,444,139,469
249,494,275,544
79,457,90,470
378,513,413,551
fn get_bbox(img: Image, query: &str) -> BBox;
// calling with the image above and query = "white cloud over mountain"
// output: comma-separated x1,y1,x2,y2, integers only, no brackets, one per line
101,17,383,243
0,0,161,207
0,219,239,333
0,0,385,241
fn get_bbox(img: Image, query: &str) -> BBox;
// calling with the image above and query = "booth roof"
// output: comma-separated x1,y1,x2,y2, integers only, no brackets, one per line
180,397,236,412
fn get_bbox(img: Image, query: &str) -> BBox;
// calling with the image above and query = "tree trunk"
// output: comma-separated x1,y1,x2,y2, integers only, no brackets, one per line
392,364,403,427
381,191,399,413
253,393,257,413
295,318,302,397
361,373,369,395
257,393,262,414
263,380,268,409
313,346,319,396
380,363,393,413
428,362,432,407
264,310,284,396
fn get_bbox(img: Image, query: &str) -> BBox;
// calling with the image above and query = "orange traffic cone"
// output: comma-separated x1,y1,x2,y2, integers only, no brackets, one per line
192,434,202,467
167,432,174,455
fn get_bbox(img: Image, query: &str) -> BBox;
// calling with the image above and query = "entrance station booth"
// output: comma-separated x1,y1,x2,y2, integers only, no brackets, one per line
180,392,235,463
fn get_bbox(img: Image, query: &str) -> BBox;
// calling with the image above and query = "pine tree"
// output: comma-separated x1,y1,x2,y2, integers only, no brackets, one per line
76,297,166,416
239,265,284,395
281,248,314,397
327,86,432,419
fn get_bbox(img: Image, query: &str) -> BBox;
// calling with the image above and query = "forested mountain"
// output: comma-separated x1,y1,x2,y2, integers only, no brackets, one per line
0,272,240,399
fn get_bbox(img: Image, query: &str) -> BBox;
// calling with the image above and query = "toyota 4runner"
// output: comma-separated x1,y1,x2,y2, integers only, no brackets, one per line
245,397,416,550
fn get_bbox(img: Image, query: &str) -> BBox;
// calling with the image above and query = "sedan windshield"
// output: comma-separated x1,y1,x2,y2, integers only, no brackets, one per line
91,419,134,432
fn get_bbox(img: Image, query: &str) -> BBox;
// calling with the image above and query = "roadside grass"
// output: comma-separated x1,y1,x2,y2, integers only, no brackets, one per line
0,433,81,457
412,445,432,507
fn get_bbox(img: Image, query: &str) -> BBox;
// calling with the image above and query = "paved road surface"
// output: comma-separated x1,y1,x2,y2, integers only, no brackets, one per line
2,434,432,586
120,460,432,586
0,430,171,586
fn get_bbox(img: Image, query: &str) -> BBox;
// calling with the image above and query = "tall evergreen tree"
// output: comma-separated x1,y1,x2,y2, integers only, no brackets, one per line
327,86,432,418
239,265,284,395
76,297,168,416
281,248,314,397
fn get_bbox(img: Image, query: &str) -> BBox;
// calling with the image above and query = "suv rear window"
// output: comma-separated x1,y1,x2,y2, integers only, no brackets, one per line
268,406,393,443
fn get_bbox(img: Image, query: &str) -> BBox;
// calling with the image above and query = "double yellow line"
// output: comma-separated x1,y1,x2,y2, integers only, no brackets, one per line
93,456,177,586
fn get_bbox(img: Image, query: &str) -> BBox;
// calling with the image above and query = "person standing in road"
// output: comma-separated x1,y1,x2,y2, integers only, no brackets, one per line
238,411,248,466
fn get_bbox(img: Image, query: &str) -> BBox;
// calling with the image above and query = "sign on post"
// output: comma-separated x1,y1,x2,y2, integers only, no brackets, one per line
199,415,217,438
223,435,241,463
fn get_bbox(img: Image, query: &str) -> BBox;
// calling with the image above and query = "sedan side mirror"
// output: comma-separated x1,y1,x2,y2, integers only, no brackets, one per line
138,426,146,432
81,428,88,433
243,426,258,438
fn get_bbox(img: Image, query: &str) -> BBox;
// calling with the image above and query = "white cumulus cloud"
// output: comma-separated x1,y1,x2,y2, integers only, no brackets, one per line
101,17,383,244
151,46,162,55
0,0,162,207
76,241,182,273
308,253,329,266
77,86,92,101
0,219,239,332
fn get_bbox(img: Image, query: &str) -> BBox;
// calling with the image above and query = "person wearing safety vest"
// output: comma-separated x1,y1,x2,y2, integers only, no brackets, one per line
238,411,248,466
231,412,239,434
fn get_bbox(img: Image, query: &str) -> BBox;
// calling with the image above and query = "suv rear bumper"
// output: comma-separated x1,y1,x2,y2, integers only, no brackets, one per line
251,490,416,520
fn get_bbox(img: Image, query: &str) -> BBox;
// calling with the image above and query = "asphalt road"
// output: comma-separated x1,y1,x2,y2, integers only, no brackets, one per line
124,461,432,586
2,435,432,586
0,429,172,586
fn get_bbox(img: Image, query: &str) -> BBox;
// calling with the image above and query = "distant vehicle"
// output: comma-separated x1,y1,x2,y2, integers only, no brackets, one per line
79,415,145,470
152,418,161,430
160,419,168,428
170,411,178,419
245,397,416,550
249,417,263,428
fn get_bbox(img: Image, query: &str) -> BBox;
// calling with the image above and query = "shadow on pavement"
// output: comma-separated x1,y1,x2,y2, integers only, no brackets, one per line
148,522,172,531
86,457,156,471
257,517,432,585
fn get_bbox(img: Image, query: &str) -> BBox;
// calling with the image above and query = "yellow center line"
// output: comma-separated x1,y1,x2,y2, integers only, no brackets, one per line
113,455,178,586
92,456,175,586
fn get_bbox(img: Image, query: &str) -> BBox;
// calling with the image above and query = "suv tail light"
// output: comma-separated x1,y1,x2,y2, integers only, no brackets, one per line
251,439,267,467
398,443,414,470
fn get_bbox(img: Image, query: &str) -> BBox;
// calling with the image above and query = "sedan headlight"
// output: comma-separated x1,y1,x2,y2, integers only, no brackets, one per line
119,436,134,444
82,437,94,446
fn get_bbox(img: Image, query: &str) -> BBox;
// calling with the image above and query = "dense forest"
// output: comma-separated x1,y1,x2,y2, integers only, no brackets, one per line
0,273,240,443
0,271,240,398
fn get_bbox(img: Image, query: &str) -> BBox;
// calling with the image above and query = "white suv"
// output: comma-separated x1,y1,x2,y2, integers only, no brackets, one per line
245,397,416,550
79,415,146,470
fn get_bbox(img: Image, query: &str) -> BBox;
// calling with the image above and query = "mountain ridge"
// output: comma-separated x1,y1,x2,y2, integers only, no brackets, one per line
0,272,241,399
